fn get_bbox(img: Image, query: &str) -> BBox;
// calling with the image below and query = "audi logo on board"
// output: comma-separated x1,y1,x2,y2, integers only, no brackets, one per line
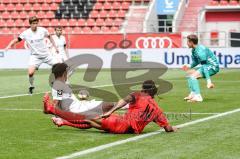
135,37,173,49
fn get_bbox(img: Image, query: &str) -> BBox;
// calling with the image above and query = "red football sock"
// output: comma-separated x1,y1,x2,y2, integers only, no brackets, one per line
62,120,92,129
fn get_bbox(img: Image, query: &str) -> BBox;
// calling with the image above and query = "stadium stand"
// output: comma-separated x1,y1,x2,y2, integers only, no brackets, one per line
0,0,150,34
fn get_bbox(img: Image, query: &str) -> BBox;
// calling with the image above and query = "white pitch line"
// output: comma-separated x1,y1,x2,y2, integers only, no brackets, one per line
0,108,42,111
56,108,240,159
0,92,44,99
0,81,143,99
165,112,220,115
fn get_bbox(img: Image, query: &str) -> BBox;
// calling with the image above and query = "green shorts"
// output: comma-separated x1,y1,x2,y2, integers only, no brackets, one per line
195,65,219,78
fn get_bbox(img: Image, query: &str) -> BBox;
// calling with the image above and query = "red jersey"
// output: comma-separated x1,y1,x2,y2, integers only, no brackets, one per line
123,92,169,134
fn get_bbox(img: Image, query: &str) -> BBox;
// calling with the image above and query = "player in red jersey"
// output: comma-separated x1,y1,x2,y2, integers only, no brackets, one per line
84,80,177,134
44,80,176,133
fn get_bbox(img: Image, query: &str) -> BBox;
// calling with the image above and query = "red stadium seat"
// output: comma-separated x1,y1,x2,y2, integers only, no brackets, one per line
60,19,69,26
64,27,73,33
50,19,59,26
96,18,105,26
12,0,20,4
28,11,37,18
0,4,5,11
0,28,11,34
220,0,228,5
38,0,45,3
0,20,5,27
19,11,28,19
82,27,91,33
6,4,15,11
68,19,78,26
114,18,124,26
229,0,238,5
19,0,29,4
41,19,50,27
2,0,10,4
92,26,101,33
93,3,103,10
98,0,106,3
86,19,95,27
112,2,121,10
122,2,130,10
72,27,82,34
46,11,55,18
23,19,30,27
103,2,112,10
99,10,108,18
24,3,32,11
37,11,46,19
109,10,117,18
33,3,41,11
50,3,59,10
208,0,219,5
55,0,63,3
16,3,24,11
46,0,53,4
2,12,10,19
42,3,50,11
77,19,86,27
105,18,113,26
6,19,15,27
89,10,99,19
110,26,119,32
101,26,110,32
15,19,24,27
118,10,126,18
11,11,20,19
29,0,36,3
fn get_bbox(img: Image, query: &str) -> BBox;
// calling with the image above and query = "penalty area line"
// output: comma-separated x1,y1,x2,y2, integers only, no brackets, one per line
56,108,240,159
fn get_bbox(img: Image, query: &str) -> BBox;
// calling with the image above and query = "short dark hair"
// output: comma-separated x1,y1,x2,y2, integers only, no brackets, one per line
55,26,62,31
29,16,39,24
187,34,198,45
52,63,68,78
142,80,158,98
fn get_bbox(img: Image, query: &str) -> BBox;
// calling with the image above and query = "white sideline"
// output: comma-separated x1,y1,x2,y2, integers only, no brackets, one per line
56,108,240,159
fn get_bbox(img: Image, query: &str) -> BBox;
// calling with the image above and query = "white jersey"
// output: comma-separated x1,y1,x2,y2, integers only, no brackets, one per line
52,35,66,55
52,80,103,116
19,27,50,56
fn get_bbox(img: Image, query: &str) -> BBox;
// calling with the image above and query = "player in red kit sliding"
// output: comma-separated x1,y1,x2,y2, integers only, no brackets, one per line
44,80,176,133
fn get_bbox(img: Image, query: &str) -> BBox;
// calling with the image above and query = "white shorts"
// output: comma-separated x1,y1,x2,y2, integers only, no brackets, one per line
54,53,68,63
69,98,103,119
29,54,58,68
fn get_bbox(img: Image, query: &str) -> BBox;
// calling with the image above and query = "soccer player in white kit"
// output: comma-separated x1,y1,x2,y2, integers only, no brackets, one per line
5,16,59,94
51,27,69,63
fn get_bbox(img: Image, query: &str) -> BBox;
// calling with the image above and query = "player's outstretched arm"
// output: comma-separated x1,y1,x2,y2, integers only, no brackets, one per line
5,38,21,51
100,99,128,118
100,95,133,118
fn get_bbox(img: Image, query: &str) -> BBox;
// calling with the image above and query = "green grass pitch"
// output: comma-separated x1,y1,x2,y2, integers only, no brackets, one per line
0,69,239,159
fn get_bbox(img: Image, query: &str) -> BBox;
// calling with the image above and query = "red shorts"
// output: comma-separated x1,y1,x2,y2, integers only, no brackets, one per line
101,114,133,134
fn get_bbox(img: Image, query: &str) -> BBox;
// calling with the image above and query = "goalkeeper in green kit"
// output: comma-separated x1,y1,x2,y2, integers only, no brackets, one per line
182,34,220,102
